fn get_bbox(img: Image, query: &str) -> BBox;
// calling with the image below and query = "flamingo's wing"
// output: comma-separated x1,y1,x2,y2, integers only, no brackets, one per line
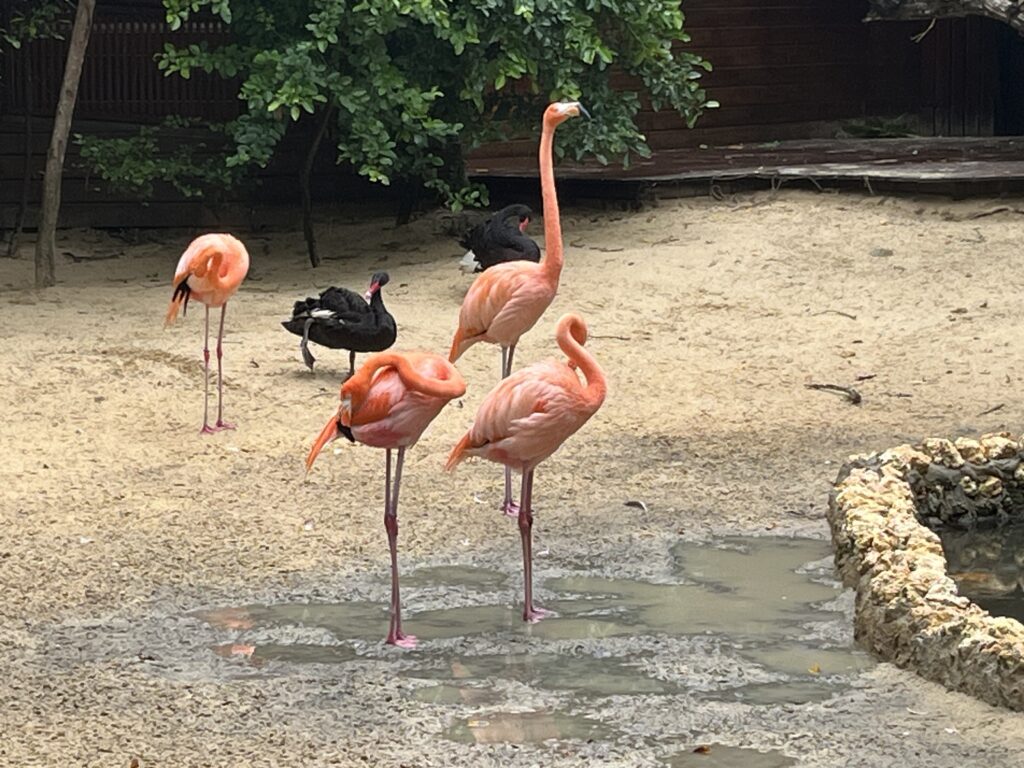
468,363,581,447
456,263,537,338
167,233,246,325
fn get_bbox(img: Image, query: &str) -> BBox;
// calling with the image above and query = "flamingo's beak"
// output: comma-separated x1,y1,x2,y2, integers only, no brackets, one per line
577,103,591,119
519,217,530,233
305,417,341,474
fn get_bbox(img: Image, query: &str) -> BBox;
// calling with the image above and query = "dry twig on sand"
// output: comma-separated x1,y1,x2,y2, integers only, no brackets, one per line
805,383,862,405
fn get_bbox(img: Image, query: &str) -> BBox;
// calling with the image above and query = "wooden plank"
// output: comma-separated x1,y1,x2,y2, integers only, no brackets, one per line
469,138,1024,184
683,8,862,28
935,20,953,136
965,16,980,137
687,25,865,48
950,16,966,136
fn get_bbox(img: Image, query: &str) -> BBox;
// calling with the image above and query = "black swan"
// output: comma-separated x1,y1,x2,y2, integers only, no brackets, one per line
457,204,541,273
282,272,396,376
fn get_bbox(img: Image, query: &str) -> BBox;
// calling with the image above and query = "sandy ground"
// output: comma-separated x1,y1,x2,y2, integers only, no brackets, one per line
2,189,1024,766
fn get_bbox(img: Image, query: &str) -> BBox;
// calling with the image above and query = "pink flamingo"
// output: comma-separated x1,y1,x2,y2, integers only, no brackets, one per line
446,313,606,622
306,352,466,647
449,101,588,516
165,233,250,434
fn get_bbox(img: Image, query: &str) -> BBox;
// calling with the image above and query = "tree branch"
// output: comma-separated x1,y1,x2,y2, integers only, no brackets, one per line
865,0,1024,34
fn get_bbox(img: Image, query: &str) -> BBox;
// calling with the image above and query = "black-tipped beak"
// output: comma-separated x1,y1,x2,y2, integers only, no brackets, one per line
578,104,592,119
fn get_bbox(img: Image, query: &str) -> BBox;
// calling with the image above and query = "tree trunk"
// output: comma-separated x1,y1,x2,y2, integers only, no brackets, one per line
34,0,95,288
866,0,1024,34
7,53,34,258
300,105,335,268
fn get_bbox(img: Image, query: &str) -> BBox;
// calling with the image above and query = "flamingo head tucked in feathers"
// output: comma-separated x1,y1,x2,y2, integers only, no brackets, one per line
364,271,390,302
305,408,355,474
545,101,591,126
306,374,368,473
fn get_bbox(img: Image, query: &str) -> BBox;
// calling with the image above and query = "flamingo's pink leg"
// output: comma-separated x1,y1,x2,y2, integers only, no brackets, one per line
501,344,521,516
200,306,216,435
518,469,551,622
385,447,416,648
502,468,520,517
214,303,235,431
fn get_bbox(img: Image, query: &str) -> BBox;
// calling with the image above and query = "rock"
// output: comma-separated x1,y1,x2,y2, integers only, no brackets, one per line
954,437,985,464
829,441,1024,712
921,438,964,468
979,477,1003,497
981,433,1018,460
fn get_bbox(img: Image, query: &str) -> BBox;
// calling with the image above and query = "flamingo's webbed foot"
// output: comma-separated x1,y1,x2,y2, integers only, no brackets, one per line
301,345,316,370
524,605,554,623
387,631,418,649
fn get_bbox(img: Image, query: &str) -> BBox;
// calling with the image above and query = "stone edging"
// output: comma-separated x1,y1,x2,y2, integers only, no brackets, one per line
827,434,1024,711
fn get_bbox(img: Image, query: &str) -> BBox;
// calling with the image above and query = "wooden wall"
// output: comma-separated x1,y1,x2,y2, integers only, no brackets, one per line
645,0,873,149
1,4,238,123
3,1,1011,141
867,16,1003,138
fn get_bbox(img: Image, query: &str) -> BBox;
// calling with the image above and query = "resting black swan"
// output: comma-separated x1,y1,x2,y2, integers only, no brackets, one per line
457,204,541,273
282,272,397,376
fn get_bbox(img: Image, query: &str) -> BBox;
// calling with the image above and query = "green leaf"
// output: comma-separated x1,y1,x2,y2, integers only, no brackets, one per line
150,0,712,212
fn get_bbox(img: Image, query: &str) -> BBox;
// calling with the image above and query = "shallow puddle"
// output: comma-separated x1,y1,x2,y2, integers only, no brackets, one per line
540,538,840,642
403,564,509,589
195,601,386,642
739,642,874,678
665,744,795,767
702,679,846,706
939,523,1024,623
407,652,672,696
193,536,869,746
444,711,608,744
409,684,504,706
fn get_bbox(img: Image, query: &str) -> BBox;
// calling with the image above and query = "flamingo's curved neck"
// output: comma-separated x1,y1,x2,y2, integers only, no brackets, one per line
346,353,465,401
539,118,563,283
558,324,606,406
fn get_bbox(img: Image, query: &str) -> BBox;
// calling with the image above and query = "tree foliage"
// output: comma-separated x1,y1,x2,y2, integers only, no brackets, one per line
75,118,247,201
157,0,716,209
0,0,71,49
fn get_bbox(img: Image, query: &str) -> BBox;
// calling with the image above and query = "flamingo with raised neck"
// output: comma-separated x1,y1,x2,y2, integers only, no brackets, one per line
448,100,588,515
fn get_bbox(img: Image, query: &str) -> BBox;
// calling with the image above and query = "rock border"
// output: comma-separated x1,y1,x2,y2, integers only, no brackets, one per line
827,433,1024,711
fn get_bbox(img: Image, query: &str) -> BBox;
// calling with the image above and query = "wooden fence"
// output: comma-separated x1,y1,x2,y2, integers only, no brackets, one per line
0,1,1019,227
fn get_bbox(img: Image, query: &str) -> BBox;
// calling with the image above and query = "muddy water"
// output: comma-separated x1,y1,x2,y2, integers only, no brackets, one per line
664,744,796,767
195,537,872,753
445,711,609,745
939,523,1024,623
